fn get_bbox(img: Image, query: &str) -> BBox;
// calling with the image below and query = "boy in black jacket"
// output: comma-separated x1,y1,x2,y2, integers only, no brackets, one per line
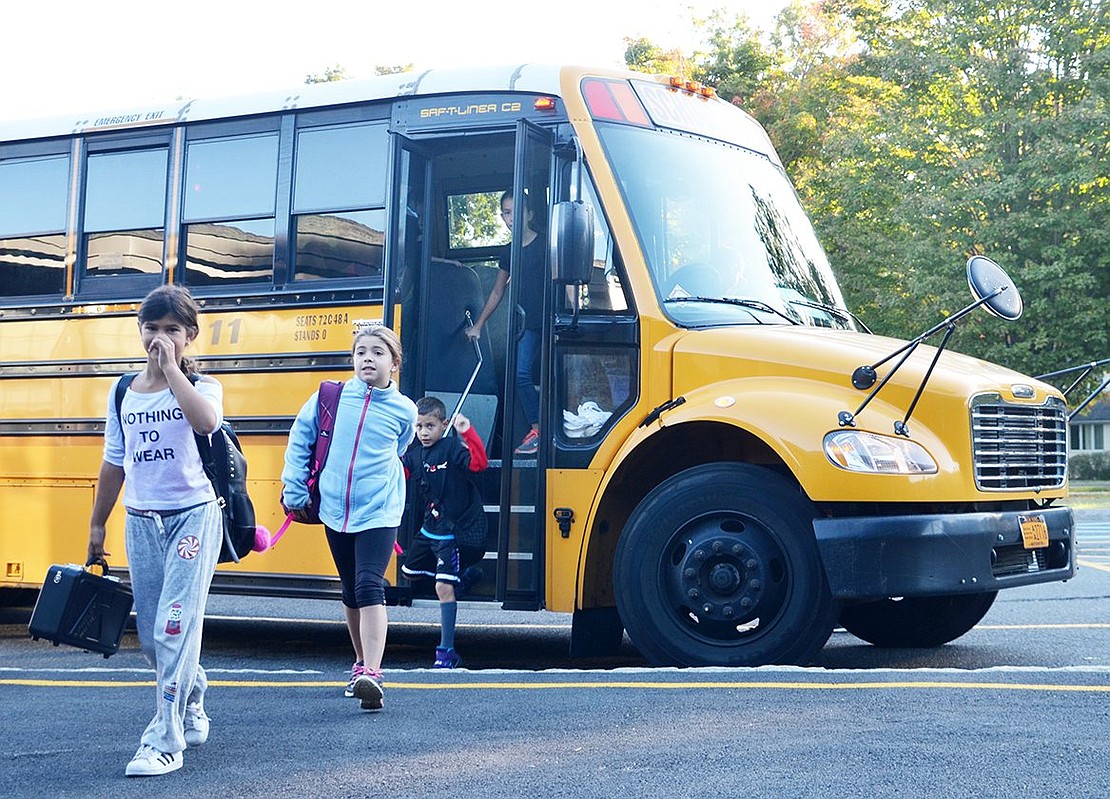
400,396,489,668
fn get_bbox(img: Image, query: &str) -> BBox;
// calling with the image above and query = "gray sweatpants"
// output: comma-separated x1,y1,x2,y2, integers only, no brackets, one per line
125,500,222,754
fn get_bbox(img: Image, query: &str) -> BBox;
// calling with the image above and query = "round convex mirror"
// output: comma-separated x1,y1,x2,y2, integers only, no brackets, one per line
966,255,1023,321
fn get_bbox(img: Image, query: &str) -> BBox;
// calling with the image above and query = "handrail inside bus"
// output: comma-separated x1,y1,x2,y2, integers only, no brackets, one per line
447,309,484,435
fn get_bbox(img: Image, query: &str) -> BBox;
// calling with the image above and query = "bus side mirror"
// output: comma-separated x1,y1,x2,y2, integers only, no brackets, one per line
550,200,594,285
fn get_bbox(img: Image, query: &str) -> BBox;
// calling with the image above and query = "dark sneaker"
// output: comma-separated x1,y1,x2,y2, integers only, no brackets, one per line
433,646,462,669
514,428,539,455
125,744,183,777
344,661,366,698
353,669,384,711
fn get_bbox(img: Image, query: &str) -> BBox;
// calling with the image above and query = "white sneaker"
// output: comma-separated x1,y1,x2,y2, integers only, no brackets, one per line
184,703,210,747
344,661,366,698
125,744,183,777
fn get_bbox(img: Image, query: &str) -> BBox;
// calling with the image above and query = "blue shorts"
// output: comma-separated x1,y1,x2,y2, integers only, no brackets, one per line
400,530,483,584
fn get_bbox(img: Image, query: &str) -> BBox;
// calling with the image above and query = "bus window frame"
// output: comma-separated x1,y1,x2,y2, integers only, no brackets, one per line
288,118,391,287
75,131,174,300
569,170,634,318
440,183,514,257
0,141,73,305
549,153,639,465
178,118,284,293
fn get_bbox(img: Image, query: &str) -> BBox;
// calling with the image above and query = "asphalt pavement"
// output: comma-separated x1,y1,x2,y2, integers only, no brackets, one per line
2,508,1107,798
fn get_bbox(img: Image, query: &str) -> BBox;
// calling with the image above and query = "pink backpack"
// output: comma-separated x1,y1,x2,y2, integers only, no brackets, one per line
277,380,343,530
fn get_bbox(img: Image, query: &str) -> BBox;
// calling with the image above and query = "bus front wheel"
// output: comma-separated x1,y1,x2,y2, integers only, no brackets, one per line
838,592,998,648
613,463,835,667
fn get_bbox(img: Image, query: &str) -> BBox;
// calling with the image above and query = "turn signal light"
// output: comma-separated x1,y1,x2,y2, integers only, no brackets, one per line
666,76,716,98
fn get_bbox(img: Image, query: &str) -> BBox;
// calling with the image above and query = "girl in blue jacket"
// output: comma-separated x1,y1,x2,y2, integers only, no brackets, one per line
281,325,416,710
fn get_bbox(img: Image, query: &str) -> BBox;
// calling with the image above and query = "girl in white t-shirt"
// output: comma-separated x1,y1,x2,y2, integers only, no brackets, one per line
87,285,224,778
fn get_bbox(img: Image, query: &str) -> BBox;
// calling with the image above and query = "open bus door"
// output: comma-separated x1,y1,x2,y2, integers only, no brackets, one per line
390,136,441,602
391,134,503,598
493,120,553,610
390,138,430,370
390,125,552,611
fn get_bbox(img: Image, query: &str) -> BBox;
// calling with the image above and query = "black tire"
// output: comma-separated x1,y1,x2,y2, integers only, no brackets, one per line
839,592,998,648
613,463,835,667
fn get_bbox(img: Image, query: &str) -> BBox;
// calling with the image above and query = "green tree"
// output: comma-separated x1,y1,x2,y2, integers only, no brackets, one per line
623,36,688,77
833,0,1107,376
305,65,350,84
305,64,413,84
690,10,775,105
625,1,1108,377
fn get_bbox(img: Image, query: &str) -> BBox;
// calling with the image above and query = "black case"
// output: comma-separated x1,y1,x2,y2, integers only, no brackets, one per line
28,564,134,657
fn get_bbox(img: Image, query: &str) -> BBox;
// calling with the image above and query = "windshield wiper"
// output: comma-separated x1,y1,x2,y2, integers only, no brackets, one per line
785,298,871,333
664,296,801,325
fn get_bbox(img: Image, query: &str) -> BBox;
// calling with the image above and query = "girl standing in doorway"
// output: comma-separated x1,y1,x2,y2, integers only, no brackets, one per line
465,190,545,455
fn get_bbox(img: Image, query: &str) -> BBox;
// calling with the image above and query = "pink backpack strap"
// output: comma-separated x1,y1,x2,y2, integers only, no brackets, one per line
312,380,344,474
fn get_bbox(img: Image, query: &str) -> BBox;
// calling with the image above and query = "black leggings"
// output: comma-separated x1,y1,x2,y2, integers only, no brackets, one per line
325,526,397,608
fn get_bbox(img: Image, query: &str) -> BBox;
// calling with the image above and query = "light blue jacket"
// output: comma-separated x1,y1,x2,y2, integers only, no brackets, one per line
282,378,416,533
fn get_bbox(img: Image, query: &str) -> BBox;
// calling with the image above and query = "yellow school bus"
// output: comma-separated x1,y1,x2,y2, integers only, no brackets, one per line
0,64,1075,666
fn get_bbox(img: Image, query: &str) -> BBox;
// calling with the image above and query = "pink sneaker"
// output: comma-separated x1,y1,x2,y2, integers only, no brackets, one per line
514,428,540,455
344,661,366,698
352,668,385,711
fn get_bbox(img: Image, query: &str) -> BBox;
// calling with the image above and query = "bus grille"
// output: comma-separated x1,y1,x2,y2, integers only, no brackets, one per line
971,395,1068,491
991,544,1048,576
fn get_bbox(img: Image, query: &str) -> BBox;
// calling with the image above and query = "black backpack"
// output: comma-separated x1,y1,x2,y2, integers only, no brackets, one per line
114,373,256,563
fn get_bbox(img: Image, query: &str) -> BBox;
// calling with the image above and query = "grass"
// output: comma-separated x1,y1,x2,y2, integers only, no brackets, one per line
1068,480,1110,510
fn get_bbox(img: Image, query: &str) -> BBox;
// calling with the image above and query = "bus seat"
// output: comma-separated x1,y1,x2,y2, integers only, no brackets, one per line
423,258,499,443
426,391,498,449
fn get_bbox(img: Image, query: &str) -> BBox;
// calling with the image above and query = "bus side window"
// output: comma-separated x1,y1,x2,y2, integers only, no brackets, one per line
83,146,168,282
558,182,634,443
0,152,68,301
290,122,389,286
561,348,633,440
181,132,278,288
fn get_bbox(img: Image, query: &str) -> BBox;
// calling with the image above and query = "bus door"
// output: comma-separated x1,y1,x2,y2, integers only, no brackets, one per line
390,133,505,602
390,125,552,612
495,121,553,610
390,137,431,385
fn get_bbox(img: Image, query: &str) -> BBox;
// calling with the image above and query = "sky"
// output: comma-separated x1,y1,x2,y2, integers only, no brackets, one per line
2,0,788,122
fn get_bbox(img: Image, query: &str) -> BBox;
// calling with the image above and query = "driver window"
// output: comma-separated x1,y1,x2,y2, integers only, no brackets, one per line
573,181,629,314
655,193,728,300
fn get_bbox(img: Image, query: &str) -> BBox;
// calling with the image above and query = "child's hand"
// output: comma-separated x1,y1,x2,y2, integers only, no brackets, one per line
453,415,471,434
282,498,313,524
87,525,110,566
148,334,175,375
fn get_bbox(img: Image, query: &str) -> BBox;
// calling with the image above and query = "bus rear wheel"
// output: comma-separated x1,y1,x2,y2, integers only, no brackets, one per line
838,592,998,648
614,463,835,667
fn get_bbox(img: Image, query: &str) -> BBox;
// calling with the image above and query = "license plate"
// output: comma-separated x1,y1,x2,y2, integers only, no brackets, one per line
1018,514,1049,550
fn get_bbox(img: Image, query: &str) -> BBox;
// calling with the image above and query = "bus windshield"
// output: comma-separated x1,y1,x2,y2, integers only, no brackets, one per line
597,124,855,330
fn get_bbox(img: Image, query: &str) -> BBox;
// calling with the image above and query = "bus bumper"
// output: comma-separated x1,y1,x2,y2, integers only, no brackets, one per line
812,505,1076,600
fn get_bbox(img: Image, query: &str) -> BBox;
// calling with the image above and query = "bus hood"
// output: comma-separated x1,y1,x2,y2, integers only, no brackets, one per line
664,326,1067,501
670,326,1057,407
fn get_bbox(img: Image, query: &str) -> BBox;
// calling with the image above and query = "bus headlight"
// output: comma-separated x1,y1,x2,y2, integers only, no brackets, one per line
823,430,938,474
